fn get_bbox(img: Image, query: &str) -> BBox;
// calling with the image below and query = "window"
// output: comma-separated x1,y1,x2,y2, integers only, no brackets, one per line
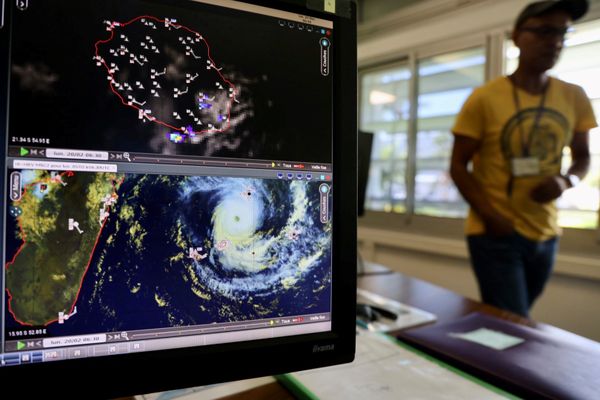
359,62,411,213
416,48,485,217
506,19,600,229
359,48,485,217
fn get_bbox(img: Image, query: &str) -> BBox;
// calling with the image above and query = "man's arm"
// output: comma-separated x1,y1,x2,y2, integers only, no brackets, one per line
450,134,514,236
530,131,591,203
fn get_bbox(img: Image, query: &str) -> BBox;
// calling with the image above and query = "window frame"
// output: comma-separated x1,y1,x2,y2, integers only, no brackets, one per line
359,35,486,226
413,46,486,218
358,57,411,213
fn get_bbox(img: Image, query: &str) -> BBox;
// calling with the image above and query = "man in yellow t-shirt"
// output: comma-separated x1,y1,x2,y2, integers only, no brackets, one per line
450,0,597,317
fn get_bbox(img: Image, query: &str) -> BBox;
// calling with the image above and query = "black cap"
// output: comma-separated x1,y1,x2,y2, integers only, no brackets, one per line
515,0,589,29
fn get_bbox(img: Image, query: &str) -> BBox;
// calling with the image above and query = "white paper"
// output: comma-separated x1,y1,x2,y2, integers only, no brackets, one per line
288,330,508,399
449,328,525,351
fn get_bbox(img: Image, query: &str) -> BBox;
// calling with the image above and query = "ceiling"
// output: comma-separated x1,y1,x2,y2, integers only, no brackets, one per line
358,0,424,23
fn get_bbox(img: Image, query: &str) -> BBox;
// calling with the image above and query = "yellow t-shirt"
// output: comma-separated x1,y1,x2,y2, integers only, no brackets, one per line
453,76,597,241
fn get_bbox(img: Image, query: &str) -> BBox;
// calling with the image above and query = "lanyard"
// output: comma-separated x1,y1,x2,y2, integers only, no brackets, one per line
510,77,549,157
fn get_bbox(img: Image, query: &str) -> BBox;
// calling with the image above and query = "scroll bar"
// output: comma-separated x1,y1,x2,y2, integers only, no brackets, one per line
0,0,5,29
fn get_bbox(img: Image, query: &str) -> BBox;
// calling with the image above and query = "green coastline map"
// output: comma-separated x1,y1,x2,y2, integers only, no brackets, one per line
6,171,123,326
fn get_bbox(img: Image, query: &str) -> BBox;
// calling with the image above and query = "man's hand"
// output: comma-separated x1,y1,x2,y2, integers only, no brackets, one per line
482,212,514,237
530,176,568,203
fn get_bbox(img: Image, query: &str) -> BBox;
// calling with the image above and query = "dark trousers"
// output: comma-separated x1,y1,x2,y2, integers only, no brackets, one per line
467,232,558,318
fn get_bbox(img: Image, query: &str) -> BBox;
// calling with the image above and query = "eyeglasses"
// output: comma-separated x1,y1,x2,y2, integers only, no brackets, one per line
518,26,573,39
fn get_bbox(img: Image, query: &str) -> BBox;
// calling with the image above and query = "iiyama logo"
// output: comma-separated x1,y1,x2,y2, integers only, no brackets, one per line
312,344,335,353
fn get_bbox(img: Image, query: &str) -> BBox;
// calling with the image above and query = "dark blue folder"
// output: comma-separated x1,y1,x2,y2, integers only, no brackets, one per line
397,312,600,400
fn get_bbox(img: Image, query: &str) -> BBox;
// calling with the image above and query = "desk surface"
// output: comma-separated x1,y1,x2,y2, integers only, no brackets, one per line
358,264,597,348
144,263,595,400
220,263,538,400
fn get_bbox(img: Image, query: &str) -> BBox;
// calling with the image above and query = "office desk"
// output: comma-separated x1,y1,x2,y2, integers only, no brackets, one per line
145,263,597,399
221,263,534,400
357,263,529,328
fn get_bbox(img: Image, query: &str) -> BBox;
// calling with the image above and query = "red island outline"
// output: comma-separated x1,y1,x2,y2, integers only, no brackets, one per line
5,172,124,327
94,15,238,137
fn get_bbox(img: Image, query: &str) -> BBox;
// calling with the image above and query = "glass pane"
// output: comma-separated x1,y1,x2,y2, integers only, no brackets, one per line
506,20,600,229
557,153,600,229
390,163,407,202
371,131,408,161
365,158,408,212
415,131,465,217
415,47,486,217
360,63,411,213
366,160,392,204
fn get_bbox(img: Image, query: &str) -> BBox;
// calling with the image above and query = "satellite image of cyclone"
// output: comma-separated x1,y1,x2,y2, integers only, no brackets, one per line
20,174,333,336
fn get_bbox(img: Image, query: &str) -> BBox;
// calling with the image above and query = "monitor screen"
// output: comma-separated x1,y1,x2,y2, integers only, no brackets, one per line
0,0,357,396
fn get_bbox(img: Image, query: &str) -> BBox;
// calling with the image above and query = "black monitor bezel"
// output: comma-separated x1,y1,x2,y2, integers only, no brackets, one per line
0,1,356,397
357,130,373,217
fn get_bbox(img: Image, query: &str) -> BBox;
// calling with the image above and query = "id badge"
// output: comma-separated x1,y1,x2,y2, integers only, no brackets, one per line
511,157,540,177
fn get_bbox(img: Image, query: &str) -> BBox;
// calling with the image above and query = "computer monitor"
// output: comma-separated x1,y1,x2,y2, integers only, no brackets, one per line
0,0,357,397
357,131,373,217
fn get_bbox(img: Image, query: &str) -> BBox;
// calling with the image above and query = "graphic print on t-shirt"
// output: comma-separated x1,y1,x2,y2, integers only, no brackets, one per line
501,107,569,176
